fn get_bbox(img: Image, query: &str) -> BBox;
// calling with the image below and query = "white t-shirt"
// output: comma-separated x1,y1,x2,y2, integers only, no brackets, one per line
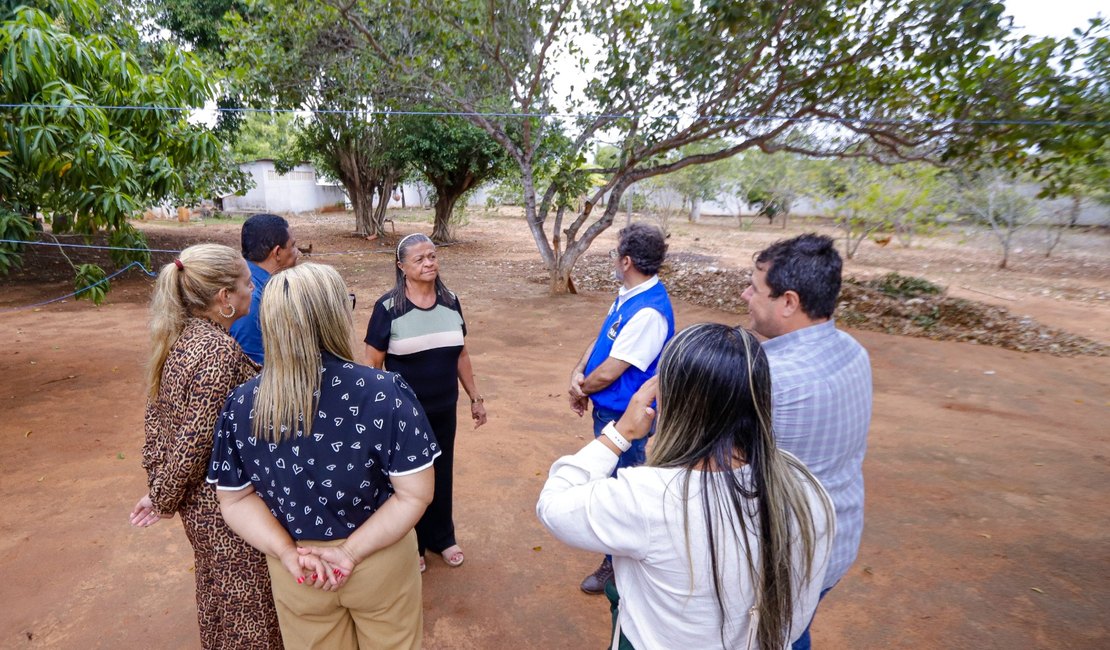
609,276,669,371
537,440,835,649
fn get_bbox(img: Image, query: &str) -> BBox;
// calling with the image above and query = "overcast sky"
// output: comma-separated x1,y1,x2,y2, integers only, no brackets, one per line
1005,0,1104,38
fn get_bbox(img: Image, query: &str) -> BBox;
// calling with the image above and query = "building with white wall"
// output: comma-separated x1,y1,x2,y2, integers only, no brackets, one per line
221,160,348,214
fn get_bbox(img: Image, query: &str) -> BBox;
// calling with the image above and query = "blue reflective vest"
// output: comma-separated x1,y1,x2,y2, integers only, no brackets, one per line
585,281,675,412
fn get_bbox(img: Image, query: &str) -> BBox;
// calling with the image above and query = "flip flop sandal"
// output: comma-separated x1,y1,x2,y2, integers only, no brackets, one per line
441,546,465,567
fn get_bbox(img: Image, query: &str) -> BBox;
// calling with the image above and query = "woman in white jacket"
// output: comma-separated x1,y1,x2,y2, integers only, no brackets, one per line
537,323,835,649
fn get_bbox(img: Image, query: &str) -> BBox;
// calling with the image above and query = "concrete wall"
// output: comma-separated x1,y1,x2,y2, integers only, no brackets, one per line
223,160,348,214
365,178,1110,228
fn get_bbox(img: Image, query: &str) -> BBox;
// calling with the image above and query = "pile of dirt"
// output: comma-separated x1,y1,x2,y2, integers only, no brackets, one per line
570,253,1107,357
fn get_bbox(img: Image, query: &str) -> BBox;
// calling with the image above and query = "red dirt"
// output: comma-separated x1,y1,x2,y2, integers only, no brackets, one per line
1,212,1107,648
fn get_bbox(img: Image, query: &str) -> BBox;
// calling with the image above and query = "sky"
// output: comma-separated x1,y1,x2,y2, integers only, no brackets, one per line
1004,0,1104,38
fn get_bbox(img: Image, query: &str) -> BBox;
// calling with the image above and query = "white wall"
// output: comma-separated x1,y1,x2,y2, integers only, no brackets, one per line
223,161,348,214
378,178,1110,227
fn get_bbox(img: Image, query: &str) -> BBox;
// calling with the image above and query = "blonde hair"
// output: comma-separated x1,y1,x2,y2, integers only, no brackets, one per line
148,244,245,399
253,263,354,442
647,323,834,649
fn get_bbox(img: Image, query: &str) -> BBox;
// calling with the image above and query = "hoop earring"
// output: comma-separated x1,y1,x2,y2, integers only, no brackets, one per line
219,303,236,319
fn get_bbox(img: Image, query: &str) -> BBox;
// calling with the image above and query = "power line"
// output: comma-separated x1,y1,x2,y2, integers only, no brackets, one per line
0,260,156,312
0,238,380,258
0,102,1106,128
0,239,183,254
0,239,394,311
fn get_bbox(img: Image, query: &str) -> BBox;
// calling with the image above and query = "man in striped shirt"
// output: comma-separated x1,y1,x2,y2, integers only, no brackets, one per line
741,233,873,650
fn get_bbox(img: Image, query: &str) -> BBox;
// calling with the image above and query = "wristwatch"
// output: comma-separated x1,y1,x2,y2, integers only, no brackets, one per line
601,421,632,452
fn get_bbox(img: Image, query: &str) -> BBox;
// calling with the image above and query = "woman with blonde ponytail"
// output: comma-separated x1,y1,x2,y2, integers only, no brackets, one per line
129,243,282,649
538,323,835,649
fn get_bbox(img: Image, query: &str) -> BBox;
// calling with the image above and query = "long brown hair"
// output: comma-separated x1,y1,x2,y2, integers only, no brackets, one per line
647,323,833,648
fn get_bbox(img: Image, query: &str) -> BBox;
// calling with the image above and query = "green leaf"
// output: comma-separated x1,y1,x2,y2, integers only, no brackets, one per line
74,263,108,305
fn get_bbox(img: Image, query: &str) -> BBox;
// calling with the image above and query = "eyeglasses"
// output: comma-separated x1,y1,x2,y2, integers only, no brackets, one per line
348,293,357,309
608,249,620,260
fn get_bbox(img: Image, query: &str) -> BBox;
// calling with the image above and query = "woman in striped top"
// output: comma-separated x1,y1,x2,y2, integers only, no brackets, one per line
364,233,488,572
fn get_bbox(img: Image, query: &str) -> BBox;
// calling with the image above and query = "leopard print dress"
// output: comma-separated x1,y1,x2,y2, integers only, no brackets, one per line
142,317,282,649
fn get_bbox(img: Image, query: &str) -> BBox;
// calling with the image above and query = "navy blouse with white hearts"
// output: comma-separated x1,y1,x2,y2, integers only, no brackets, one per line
206,352,440,541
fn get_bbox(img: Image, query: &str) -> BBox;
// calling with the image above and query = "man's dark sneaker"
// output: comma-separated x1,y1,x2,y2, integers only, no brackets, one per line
579,557,614,594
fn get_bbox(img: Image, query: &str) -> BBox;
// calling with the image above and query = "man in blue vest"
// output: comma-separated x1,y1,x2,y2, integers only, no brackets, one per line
229,213,300,364
568,222,675,594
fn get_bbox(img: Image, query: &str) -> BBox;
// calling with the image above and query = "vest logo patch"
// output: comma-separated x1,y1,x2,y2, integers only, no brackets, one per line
606,314,622,340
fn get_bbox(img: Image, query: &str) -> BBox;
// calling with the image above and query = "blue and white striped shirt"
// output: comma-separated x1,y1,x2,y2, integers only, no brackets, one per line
763,320,872,590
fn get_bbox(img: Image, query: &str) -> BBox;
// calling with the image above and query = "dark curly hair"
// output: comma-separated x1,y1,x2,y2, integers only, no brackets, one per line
617,222,667,276
754,233,842,320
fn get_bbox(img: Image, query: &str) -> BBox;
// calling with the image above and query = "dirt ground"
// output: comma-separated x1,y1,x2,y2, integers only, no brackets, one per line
1,210,1107,648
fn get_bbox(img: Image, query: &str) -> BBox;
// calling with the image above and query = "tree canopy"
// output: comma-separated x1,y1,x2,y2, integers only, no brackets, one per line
396,114,512,241
229,111,295,162
323,0,1100,292
0,0,228,300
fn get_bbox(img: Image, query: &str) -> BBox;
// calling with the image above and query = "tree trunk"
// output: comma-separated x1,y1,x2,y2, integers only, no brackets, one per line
520,165,556,268
543,180,632,294
337,148,386,238
688,197,701,223
1045,195,1081,258
372,174,397,235
52,212,71,232
999,228,1012,269
842,213,854,259
351,189,376,236
432,192,462,243
550,251,580,294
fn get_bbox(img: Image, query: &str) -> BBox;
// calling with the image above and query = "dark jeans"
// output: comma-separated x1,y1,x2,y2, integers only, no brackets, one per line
591,405,648,471
791,586,833,650
415,406,457,555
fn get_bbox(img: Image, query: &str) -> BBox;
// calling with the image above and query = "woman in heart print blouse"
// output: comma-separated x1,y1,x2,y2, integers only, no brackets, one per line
208,263,438,649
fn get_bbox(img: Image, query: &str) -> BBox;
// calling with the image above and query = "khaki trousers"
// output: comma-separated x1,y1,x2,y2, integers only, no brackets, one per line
266,529,423,650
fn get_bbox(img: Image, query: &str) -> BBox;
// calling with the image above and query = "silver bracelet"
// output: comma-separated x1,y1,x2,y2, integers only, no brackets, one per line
601,421,632,453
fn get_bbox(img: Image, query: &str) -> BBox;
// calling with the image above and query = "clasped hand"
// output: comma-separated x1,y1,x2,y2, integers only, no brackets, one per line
568,371,588,416
279,544,358,592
